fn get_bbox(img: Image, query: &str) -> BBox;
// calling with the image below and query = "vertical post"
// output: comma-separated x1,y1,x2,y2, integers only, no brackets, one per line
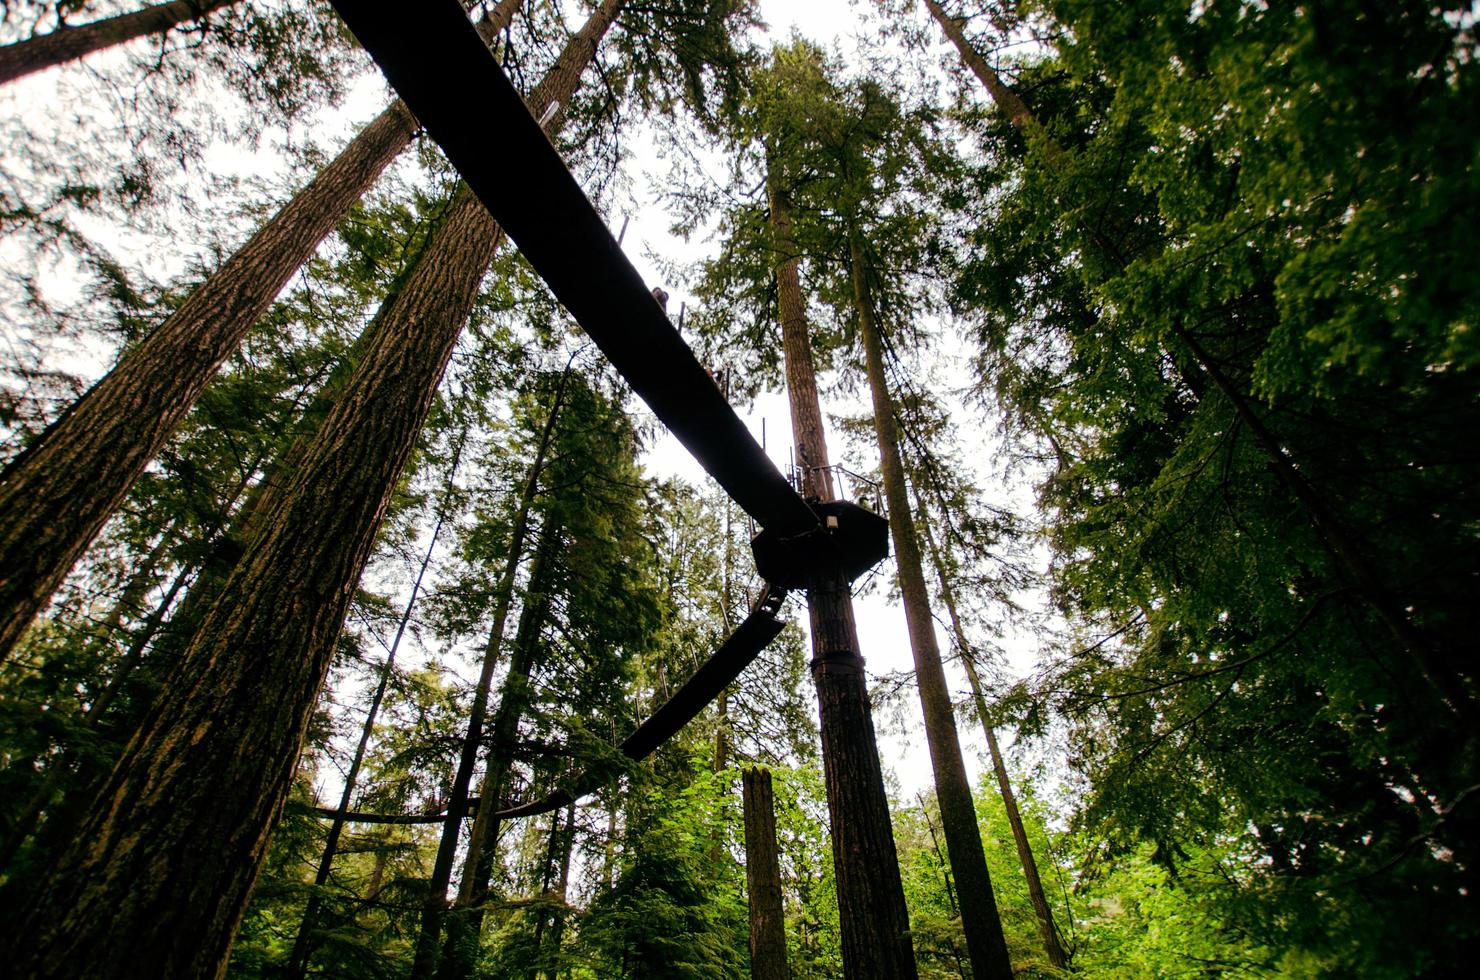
742,768,791,980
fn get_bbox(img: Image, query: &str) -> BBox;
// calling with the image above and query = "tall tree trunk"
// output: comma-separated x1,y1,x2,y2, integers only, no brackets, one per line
919,0,1062,163
416,488,564,980
918,511,1069,969
602,800,618,890
920,0,1475,728
362,841,392,917
0,90,509,979
742,767,791,980
714,689,730,772
287,427,468,980
0,0,239,85
541,801,576,980
850,236,1013,980
0,0,525,667
767,177,918,980
436,517,561,980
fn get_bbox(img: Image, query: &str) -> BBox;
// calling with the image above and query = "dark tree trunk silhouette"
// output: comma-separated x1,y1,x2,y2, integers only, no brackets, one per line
742,767,791,980
436,543,558,980
418,514,562,980
918,508,1070,969
540,801,577,980
768,177,918,979
0,0,239,85
0,0,524,666
850,235,1013,980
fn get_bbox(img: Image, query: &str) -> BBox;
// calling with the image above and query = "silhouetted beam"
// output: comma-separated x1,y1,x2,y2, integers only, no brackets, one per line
328,0,818,540
497,590,788,820
295,803,452,825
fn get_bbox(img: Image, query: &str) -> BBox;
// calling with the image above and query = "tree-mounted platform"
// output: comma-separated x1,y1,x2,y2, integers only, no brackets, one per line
750,500,889,591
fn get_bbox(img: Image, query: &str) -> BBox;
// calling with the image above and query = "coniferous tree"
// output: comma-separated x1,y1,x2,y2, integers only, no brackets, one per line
903,0,1480,969
413,364,575,980
765,109,919,980
0,0,525,666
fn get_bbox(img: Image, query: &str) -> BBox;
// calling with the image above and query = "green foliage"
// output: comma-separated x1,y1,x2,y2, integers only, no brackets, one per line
945,0,1480,973
609,0,761,130
1071,840,1292,979
892,772,1075,979
678,35,964,443
577,773,748,979
9,0,1478,975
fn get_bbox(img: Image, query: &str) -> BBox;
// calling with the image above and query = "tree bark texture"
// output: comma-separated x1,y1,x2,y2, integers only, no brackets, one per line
851,237,1013,980
0,140,501,980
0,0,527,667
920,509,1069,970
768,181,917,980
768,183,836,503
742,767,791,980
287,431,465,980
0,0,238,85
